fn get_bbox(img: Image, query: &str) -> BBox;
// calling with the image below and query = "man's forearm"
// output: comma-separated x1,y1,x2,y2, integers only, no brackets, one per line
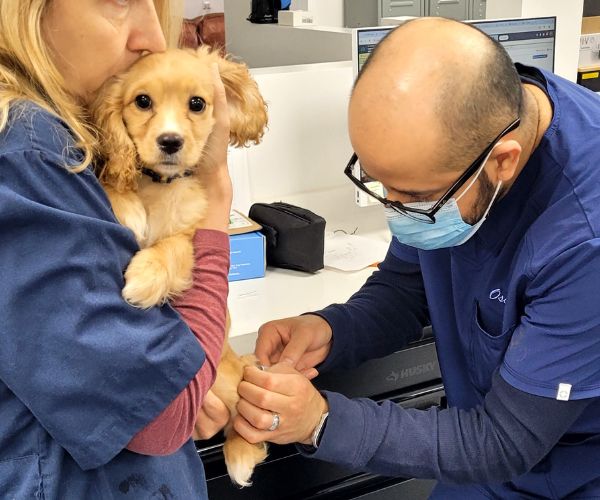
314,246,429,372
302,372,592,484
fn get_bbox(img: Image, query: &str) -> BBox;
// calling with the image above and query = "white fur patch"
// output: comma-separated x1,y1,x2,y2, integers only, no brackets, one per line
158,109,183,137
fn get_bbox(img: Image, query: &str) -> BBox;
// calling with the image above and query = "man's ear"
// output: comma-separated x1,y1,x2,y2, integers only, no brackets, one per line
214,55,268,147
90,75,139,192
492,139,522,184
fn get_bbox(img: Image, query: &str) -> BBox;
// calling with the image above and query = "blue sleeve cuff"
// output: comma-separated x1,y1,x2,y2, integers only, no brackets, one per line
296,390,368,469
305,307,354,373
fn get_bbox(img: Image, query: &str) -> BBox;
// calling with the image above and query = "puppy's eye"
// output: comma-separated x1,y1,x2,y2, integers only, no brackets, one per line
189,96,206,113
135,94,152,110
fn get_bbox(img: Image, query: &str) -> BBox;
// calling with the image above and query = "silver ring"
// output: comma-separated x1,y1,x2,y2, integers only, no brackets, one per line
267,412,280,431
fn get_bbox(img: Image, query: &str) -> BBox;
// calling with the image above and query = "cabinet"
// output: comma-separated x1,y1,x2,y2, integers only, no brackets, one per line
344,0,379,28
381,0,425,18
469,0,487,19
427,0,468,19
343,0,486,28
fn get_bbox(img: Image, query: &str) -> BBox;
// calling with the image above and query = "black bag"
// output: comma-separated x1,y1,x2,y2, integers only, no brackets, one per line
247,0,289,24
249,202,326,273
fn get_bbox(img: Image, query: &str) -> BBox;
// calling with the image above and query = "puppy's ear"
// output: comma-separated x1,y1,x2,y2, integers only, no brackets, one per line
90,76,139,192
215,56,268,147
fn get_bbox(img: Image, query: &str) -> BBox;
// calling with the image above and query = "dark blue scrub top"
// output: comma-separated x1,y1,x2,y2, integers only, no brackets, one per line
0,102,209,498
391,65,600,495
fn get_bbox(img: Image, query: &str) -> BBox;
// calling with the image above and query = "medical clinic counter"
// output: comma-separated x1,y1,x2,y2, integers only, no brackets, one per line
228,263,377,352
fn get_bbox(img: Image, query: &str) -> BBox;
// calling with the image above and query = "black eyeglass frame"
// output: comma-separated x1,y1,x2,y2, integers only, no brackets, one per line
344,117,521,224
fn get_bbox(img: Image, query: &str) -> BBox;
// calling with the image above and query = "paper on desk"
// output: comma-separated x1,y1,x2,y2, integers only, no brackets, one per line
324,233,389,272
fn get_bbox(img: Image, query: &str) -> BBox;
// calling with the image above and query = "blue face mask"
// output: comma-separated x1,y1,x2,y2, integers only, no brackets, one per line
385,164,502,251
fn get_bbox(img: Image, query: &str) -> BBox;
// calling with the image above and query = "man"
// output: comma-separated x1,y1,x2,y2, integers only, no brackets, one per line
227,17,600,498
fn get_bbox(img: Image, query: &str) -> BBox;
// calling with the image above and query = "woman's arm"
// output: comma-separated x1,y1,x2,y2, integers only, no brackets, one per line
126,229,229,455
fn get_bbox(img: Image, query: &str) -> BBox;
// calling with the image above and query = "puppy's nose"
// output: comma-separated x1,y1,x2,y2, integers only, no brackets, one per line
157,133,184,155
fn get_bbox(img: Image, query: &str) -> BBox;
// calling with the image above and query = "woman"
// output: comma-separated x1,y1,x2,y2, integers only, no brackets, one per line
0,0,230,497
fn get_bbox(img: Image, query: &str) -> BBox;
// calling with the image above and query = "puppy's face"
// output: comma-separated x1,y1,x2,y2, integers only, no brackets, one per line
93,47,268,192
120,51,216,177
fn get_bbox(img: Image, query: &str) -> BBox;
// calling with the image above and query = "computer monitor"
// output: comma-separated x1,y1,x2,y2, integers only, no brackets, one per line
353,27,397,75
470,17,556,72
350,17,556,207
351,17,557,78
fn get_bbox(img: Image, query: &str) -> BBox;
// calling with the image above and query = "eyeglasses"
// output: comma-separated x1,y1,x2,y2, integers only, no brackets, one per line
344,117,521,224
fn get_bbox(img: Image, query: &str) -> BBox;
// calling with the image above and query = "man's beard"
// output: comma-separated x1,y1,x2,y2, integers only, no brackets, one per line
464,169,503,225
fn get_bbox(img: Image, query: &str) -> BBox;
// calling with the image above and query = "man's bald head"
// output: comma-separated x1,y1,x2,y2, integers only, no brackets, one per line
350,18,523,172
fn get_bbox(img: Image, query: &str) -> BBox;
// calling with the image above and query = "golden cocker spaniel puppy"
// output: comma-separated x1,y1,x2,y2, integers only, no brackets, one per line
91,47,269,487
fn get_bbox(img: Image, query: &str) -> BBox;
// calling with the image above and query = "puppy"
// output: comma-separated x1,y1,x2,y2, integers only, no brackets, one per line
91,47,268,487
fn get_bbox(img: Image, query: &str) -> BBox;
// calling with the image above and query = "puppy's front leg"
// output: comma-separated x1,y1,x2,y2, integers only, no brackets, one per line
123,232,194,309
213,345,268,487
104,186,148,246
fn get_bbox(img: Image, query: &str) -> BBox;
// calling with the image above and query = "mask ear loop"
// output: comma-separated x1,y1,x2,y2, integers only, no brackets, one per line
478,179,503,222
455,145,498,203
457,142,505,228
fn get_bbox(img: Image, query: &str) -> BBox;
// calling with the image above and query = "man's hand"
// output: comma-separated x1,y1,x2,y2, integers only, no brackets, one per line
255,314,333,379
233,362,328,446
192,390,230,441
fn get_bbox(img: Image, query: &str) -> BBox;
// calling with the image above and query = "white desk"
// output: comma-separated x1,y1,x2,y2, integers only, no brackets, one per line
228,230,391,354
228,265,376,354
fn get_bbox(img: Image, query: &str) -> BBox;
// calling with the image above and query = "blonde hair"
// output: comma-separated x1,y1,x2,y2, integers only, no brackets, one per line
0,0,174,172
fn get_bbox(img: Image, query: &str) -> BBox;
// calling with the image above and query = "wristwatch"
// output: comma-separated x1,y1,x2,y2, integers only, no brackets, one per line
311,412,329,449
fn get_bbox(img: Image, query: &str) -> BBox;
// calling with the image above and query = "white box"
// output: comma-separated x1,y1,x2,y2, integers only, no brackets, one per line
278,10,316,27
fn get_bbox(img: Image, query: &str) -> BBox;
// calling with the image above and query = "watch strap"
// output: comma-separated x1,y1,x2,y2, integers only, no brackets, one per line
311,412,329,449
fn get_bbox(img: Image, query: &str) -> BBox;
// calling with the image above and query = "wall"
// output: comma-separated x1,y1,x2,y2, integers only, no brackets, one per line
292,0,345,27
233,61,387,235
224,0,351,68
485,0,521,18
486,0,584,81
184,0,224,18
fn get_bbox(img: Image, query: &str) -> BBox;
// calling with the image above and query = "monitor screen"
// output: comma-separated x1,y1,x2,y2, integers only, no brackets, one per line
355,28,395,75
352,16,557,76
470,17,556,72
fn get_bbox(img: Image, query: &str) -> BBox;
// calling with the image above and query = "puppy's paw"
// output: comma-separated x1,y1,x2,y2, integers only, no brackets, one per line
122,250,171,309
223,436,268,488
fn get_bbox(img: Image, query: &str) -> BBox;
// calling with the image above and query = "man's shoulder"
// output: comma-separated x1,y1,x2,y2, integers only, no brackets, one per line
524,194,598,278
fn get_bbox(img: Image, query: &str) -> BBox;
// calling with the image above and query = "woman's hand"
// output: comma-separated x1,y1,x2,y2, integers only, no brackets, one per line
196,63,233,233
255,315,333,379
233,362,329,446
192,390,230,441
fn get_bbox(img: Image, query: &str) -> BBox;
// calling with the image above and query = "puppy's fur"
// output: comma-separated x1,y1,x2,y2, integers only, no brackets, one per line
91,47,268,487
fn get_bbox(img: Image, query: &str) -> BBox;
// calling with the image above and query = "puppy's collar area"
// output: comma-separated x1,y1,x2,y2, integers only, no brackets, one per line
140,167,194,184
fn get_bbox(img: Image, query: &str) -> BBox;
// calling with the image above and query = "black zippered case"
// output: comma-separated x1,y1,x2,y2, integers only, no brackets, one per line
248,202,325,273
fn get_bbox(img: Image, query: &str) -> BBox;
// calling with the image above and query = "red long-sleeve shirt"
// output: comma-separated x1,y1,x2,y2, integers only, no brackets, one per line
127,229,229,454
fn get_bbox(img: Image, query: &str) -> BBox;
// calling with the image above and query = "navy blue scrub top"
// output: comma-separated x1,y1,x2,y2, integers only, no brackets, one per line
0,102,209,498
391,65,600,494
